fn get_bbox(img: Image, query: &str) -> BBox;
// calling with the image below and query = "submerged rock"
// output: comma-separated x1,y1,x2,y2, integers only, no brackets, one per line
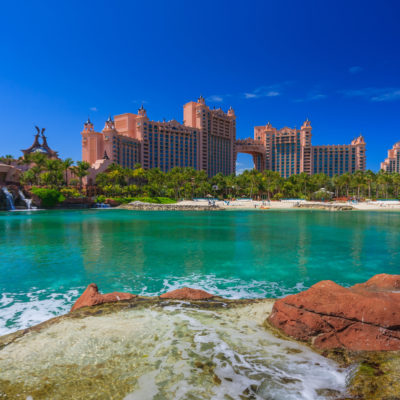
70,283,136,311
160,287,214,300
267,274,400,351
0,299,349,400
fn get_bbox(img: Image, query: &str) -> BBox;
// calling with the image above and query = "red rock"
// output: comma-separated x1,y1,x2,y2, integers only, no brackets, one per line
267,274,400,351
160,287,214,300
71,283,136,312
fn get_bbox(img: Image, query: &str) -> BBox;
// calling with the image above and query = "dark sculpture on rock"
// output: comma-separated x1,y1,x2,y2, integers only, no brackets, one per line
21,126,58,159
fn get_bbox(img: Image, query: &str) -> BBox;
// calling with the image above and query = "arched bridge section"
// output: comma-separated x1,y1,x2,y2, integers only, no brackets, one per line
235,138,266,171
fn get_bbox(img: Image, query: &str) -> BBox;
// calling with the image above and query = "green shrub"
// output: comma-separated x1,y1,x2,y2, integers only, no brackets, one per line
95,195,106,203
31,187,65,208
60,188,82,199
157,197,176,204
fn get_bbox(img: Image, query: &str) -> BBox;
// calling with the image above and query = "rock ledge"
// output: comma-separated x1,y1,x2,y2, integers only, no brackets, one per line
71,284,136,311
267,274,400,351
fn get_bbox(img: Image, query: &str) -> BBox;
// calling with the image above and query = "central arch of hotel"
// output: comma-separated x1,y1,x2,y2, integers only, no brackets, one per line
235,139,265,171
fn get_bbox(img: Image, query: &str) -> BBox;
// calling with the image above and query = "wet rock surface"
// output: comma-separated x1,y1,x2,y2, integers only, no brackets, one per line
160,287,215,300
0,299,350,400
268,274,400,351
70,283,136,311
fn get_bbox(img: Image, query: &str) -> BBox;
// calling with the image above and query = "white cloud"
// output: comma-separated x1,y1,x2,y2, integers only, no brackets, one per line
341,87,400,102
371,90,400,102
244,93,258,99
244,87,281,99
132,99,148,105
309,93,327,100
349,66,363,74
294,92,327,102
206,95,224,102
90,107,98,112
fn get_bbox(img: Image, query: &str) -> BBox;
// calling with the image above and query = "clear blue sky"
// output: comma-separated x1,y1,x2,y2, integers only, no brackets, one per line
1,0,399,171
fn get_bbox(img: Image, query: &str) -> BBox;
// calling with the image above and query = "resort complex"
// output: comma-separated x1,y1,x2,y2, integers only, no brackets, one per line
82,96,236,178
82,97,367,179
244,120,366,178
381,141,400,172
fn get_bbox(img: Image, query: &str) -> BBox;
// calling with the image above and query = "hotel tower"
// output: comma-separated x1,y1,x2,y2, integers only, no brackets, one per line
82,99,366,179
237,120,366,178
82,97,236,177
381,142,400,172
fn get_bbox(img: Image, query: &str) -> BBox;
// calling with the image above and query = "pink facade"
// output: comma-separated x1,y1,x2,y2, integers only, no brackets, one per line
381,142,400,172
82,97,236,177
251,120,366,177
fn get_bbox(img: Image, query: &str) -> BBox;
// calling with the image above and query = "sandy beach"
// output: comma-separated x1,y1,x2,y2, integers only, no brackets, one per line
177,199,400,211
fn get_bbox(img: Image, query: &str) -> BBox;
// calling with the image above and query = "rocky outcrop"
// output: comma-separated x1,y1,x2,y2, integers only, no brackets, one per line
294,202,354,211
118,202,222,211
267,274,400,351
160,287,215,300
70,283,136,311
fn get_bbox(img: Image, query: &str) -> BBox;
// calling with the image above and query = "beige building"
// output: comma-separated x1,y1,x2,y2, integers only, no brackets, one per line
381,142,400,172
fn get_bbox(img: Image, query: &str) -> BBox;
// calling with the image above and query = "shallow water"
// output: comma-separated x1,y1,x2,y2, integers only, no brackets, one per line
0,301,348,400
1,209,400,335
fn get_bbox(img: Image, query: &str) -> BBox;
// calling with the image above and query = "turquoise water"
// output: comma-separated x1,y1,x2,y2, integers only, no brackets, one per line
1,209,400,335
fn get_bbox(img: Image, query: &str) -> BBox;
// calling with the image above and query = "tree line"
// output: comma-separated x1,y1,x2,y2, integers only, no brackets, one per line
95,164,400,200
2,153,400,200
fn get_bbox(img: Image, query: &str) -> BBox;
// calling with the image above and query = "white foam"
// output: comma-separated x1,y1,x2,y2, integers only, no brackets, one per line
0,275,306,336
0,288,80,336
138,273,306,299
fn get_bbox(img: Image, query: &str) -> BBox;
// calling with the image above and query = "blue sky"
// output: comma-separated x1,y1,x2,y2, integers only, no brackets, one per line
0,0,399,172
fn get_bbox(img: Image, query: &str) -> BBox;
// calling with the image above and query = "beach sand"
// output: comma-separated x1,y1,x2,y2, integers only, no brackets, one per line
177,199,400,211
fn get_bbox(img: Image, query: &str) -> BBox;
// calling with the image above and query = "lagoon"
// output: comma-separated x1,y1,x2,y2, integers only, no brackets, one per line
1,209,400,335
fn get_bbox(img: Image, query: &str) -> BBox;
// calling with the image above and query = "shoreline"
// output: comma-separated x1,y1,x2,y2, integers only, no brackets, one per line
1,292,399,400
120,199,400,212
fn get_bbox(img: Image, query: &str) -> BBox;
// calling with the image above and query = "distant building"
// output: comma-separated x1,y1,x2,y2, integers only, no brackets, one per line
312,136,366,176
381,142,400,172
239,120,366,177
82,97,236,177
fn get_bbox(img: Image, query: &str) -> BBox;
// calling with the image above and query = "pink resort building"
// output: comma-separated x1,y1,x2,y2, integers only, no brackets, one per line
82,99,367,180
82,96,236,179
238,120,366,178
381,142,400,172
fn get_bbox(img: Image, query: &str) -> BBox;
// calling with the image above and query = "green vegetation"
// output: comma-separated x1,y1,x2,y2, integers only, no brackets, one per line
2,151,400,202
95,164,400,201
31,187,65,208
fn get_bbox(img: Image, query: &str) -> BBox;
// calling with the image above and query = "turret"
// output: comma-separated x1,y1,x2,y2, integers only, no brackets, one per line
83,117,94,132
351,134,366,146
103,115,115,131
301,118,312,129
227,106,235,117
138,104,147,117
197,95,206,105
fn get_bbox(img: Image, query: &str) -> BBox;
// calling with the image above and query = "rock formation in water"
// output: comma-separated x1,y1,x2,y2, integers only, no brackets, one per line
71,283,136,311
267,273,400,351
160,287,214,300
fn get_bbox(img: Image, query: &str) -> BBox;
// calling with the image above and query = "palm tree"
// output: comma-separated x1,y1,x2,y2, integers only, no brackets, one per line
71,161,90,190
62,158,74,186
0,155,14,165
351,170,366,199
339,173,352,198
377,170,390,199
364,170,376,199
